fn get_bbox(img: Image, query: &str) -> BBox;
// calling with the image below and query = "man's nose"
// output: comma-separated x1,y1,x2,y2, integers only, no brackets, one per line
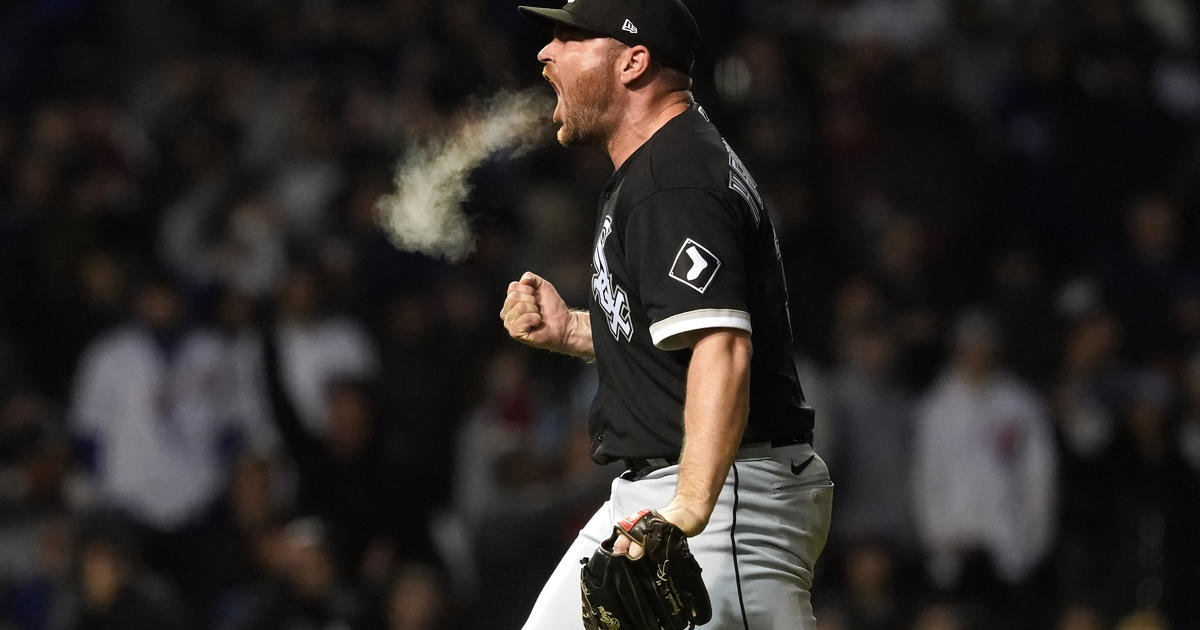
537,39,556,64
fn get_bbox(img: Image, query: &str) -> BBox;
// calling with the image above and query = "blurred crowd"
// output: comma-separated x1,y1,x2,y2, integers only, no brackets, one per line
1,0,1199,629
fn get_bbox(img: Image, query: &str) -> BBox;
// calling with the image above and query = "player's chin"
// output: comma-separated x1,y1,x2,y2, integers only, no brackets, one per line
556,121,589,147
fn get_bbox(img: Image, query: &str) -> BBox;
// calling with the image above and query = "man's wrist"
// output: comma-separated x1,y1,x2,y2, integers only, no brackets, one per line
566,309,595,360
565,309,584,345
659,499,711,537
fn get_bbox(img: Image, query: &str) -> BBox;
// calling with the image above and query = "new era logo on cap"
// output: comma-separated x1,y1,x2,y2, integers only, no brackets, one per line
622,19,638,33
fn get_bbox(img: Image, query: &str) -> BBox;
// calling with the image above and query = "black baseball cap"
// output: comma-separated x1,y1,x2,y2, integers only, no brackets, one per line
518,0,699,74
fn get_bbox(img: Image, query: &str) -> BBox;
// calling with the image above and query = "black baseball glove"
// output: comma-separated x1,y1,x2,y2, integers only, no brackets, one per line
580,509,712,630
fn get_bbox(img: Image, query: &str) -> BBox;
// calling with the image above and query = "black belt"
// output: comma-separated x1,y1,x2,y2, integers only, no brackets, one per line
621,431,812,481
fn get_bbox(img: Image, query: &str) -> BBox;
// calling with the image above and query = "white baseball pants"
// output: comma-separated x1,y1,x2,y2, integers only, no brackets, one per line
521,442,834,630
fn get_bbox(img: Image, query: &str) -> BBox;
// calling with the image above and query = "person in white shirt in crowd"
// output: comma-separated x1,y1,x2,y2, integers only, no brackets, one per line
274,265,378,436
911,309,1057,593
69,275,244,535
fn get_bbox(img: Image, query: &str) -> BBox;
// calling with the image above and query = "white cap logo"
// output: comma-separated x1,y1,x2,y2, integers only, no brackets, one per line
622,19,638,33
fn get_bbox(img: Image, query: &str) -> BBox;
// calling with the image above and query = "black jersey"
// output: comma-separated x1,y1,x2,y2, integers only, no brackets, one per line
586,104,812,462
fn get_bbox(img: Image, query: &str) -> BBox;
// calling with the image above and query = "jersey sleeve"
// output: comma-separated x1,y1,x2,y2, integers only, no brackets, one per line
624,188,752,351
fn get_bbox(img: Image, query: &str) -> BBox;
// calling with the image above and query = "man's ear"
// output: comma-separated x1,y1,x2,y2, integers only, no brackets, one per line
617,45,652,85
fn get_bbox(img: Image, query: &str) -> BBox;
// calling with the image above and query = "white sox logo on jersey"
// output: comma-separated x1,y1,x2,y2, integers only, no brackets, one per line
669,238,721,293
593,215,634,341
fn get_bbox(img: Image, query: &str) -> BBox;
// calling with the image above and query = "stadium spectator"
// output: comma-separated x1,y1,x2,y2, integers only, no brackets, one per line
1053,294,1131,612
911,309,1057,620
988,244,1058,385
454,348,551,526
1081,369,1200,624
384,562,451,630
0,391,90,630
274,265,378,436
225,517,373,630
67,276,246,571
1052,297,1126,462
1103,195,1189,363
212,289,277,454
261,325,424,581
185,453,283,625
452,347,615,629
838,541,909,630
827,309,913,549
376,291,468,516
50,515,190,630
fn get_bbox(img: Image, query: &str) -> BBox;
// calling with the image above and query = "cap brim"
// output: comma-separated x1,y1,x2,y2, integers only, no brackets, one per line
517,6,596,33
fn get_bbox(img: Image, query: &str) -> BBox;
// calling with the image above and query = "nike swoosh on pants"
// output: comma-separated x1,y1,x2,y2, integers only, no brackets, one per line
790,455,815,476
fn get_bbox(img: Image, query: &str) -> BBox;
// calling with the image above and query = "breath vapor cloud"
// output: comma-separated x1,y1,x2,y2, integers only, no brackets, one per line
376,89,554,261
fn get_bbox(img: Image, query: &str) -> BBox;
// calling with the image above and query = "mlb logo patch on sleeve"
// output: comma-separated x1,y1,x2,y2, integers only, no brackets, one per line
669,238,721,293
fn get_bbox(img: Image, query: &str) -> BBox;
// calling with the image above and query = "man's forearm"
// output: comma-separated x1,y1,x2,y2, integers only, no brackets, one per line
664,329,752,535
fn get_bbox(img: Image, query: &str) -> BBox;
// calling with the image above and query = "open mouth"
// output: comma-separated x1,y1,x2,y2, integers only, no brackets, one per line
543,68,563,123
542,68,561,95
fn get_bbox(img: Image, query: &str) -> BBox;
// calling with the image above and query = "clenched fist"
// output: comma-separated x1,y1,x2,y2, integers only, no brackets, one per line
500,272,594,358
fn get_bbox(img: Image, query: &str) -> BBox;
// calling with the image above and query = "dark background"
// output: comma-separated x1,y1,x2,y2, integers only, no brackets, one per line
1,1,1199,629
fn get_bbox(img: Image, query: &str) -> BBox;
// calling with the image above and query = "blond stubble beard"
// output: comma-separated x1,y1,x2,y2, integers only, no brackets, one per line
557,55,621,147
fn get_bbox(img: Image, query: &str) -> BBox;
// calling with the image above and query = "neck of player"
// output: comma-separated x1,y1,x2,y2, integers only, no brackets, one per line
606,90,693,170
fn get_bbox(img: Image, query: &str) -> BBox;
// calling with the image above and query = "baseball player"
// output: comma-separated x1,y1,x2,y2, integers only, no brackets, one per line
499,1,833,628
